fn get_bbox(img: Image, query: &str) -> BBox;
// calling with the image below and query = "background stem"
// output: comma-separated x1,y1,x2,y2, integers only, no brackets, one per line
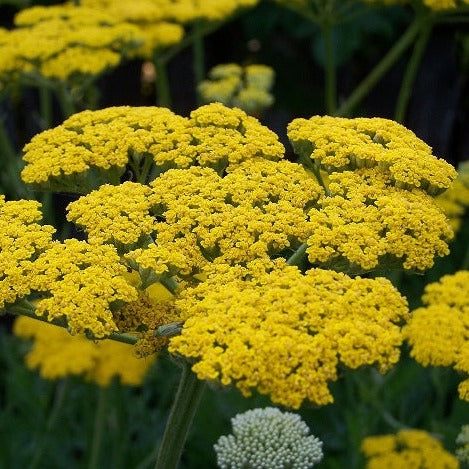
88,386,108,469
193,21,205,106
322,21,337,114
394,17,433,123
29,380,69,469
154,362,205,469
335,17,424,117
154,58,171,108
38,86,53,130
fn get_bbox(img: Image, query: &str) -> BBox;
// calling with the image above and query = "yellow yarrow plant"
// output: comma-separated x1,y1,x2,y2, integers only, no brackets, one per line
1,104,457,411
0,5,144,89
404,271,469,401
361,429,460,468
14,316,156,386
198,63,275,115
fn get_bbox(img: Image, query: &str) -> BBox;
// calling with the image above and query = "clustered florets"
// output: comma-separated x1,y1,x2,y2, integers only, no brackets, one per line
214,407,323,469
361,429,459,468
404,270,469,401
0,102,458,408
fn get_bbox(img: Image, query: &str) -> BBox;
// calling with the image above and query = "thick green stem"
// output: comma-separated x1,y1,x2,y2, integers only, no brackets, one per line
29,380,69,469
154,58,171,108
193,21,205,106
154,362,205,469
322,21,337,114
335,17,424,117
287,243,308,266
394,18,433,123
88,386,108,469
39,85,53,130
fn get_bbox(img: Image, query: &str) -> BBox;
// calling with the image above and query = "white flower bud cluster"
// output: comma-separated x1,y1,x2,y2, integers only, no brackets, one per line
214,407,324,469
456,425,469,463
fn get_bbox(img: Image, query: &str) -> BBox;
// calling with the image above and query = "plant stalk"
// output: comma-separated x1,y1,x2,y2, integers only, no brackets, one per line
335,17,425,117
7,304,138,345
39,85,53,130
29,380,69,469
322,21,337,114
55,85,76,118
88,386,109,469
154,58,171,108
154,362,205,469
193,20,205,106
394,17,433,123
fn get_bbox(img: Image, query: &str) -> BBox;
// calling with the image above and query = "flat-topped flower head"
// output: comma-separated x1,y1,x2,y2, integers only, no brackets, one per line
0,5,143,85
127,161,319,278
80,0,259,24
214,407,323,469
362,429,459,468
66,182,156,247
403,271,469,401
306,169,453,273
187,103,284,169
287,115,456,195
169,260,408,408
21,104,283,193
0,197,55,309
27,239,137,338
199,64,275,114
14,316,156,386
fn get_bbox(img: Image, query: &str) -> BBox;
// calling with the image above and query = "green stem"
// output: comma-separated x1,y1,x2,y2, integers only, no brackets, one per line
394,17,433,123
39,85,53,130
154,362,205,469
193,21,205,106
287,243,308,266
335,17,425,117
311,164,331,196
7,304,138,345
88,386,108,469
154,58,171,108
55,85,76,118
108,332,139,345
29,379,69,469
159,275,179,295
322,21,337,114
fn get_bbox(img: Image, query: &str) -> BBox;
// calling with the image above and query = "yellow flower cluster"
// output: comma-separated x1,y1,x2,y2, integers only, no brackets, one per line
436,162,469,231
67,182,156,246
21,103,284,192
403,271,469,400
14,316,155,386
169,259,408,408
0,196,55,309
361,429,459,468
0,5,143,84
126,159,321,277
287,115,456,195
63,1,185,59
307,168,453,272
80,0,259,24
114,275,179,356
198,63,275,114
28,239,137,338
